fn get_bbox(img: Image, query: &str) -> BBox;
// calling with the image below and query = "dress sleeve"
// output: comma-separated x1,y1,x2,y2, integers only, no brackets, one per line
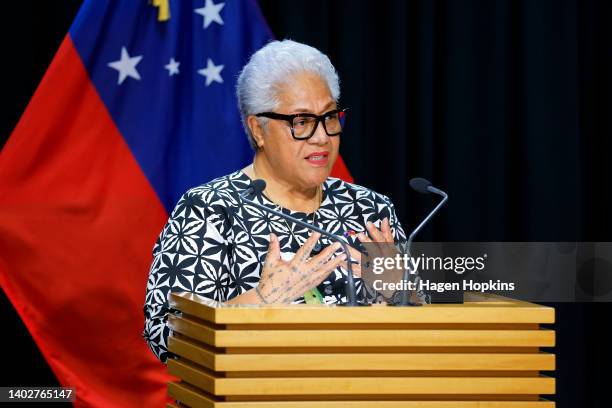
385,197,408,251
142,190,231,363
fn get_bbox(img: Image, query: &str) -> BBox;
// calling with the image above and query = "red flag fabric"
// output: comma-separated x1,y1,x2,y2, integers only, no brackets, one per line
331,154,354,183
0,1,353,406
0,36,171,406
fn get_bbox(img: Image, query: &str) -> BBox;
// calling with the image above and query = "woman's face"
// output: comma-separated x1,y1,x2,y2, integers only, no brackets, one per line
255,72,340,190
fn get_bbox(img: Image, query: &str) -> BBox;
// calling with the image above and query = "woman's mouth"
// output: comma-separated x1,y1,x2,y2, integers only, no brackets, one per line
305,152,329,166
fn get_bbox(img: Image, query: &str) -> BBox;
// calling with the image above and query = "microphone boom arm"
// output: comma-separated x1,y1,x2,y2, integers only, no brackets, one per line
398,184,448,306
407,187,448,250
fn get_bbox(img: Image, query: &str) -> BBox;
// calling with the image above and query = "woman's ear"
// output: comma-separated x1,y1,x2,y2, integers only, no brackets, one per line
247,116,265,148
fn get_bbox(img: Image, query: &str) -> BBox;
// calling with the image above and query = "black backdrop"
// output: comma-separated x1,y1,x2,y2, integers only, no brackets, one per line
1,1,611,406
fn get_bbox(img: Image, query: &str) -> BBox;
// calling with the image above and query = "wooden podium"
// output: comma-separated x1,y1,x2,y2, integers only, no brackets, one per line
165,292,555,407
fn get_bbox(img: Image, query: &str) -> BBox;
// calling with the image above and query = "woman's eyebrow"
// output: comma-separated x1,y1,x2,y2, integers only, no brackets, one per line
291,103,337,115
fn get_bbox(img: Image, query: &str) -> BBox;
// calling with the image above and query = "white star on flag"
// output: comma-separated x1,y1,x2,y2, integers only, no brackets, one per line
198,58,224,86
194,0,225,29
165,58,180,76
107,47,143,85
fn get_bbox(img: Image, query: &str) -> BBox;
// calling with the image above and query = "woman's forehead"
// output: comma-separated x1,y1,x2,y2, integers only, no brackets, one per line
275,73,335,113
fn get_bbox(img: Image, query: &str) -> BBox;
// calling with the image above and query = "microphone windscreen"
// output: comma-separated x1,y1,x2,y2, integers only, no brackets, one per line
252,179,267,195
409,177,432,194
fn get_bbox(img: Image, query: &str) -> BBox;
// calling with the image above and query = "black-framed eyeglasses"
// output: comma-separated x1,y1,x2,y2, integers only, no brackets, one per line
255,108,347,140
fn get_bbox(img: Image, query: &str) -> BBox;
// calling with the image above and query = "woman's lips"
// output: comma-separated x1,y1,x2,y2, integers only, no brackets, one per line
305,152,329,166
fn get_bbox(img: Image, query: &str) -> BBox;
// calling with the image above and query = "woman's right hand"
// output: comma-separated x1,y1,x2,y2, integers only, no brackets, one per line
255,232,346,304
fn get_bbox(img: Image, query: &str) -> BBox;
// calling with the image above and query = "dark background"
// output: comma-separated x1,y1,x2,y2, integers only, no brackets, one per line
1,0,611,406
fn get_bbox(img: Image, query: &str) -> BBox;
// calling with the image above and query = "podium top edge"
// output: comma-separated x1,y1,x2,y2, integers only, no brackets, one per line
168,292,555,324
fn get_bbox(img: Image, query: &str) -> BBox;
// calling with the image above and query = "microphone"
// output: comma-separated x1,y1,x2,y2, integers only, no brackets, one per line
407,178,448,246
409,177,431,194
240,179,362,306
242,178,266,197
394,177,448,306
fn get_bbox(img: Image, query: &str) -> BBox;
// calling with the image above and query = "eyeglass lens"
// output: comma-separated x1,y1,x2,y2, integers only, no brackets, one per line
291,111,345,138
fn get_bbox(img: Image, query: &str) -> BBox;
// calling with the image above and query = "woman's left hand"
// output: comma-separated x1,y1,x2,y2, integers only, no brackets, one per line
356,217,404,286
357,217,397,250
337,218,397,280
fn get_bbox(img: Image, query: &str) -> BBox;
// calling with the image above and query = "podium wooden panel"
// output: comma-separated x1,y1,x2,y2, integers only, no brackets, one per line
166,292,555,407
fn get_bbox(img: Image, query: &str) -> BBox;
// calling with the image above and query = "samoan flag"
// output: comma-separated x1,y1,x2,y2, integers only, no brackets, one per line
2,0,282,406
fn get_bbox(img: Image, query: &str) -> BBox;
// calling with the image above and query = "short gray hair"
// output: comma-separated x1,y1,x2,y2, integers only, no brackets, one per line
236,39,341,149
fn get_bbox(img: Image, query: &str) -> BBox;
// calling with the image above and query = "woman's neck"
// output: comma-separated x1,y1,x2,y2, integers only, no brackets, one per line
246,156,321,213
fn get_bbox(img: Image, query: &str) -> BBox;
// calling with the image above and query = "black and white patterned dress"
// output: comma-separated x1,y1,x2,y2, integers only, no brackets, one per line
143,170,408,362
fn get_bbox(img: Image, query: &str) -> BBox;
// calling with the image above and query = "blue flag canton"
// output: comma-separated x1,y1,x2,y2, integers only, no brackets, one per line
69,0,272,212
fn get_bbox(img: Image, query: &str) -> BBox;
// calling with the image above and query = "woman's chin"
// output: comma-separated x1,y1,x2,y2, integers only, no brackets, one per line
301,170,330,188
292,158,335,187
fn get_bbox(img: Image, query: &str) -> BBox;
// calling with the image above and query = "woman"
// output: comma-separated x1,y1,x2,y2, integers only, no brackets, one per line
143,40,411,363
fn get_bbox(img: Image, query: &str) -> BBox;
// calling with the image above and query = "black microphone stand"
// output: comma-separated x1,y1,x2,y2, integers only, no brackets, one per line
392,178,448,306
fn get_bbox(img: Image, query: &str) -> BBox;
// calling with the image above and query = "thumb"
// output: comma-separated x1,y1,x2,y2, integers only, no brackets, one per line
266,233,281,264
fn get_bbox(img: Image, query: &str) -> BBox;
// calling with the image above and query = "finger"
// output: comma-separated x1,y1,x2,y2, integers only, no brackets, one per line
358,224,386,263
344,258,362,278
347,245,363,266
265,233,281,268
360,221,386,247
366,220,387,242
294,231,321,264
310,245,361,279
345,246,362,278
333,245,362,278
381,217,395,242
302,252,347,290
357,230,380,256
309,242,341,269
313,253,348,282
357,231,372,243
